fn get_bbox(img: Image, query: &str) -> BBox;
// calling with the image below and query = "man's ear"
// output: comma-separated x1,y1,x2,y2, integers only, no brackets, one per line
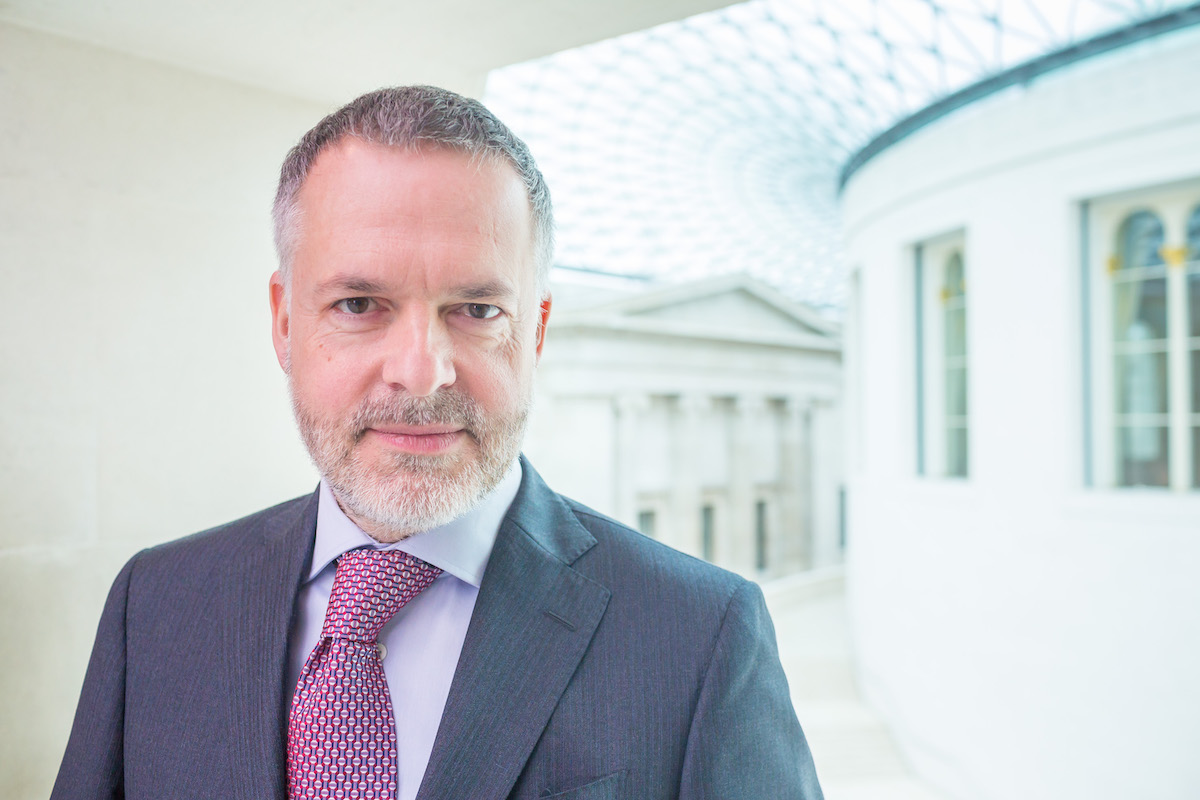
534,295,552,359
269,271,291,373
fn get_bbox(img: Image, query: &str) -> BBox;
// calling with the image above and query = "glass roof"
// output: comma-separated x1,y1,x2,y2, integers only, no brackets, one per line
485,0,1194,313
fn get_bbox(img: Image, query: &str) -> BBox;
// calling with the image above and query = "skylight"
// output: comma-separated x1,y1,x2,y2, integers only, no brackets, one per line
485,0,1196,312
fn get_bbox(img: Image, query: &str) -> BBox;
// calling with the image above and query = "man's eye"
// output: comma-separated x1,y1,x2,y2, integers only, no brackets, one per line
464,303,501,320
334,298,375,314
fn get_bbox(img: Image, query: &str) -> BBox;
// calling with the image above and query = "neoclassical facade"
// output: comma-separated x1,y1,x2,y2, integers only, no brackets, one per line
525,271,844,579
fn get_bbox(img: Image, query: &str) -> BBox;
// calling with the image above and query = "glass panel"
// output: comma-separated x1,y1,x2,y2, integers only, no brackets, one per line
701,505,715,561
945,306,966,358
1117,211,1165,270
1193,350,1200,414
1116,426,1169,487
755,501,767,570
1113,278,1168,341
1187,205,1200,262
1189,272,1200,338
946,366,968,416
946,426,968,478
1114,352,1168,414
1194,428,1200,489
944,252,965,298
943,251,967,480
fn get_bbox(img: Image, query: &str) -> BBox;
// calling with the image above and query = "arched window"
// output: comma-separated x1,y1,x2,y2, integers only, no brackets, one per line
1091,188,1200,493
1117,210,1165,270
915,233,967,479
1112,211,1169,487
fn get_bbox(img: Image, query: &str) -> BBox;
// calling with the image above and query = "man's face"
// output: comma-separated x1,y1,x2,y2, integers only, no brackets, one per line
270,140,550,542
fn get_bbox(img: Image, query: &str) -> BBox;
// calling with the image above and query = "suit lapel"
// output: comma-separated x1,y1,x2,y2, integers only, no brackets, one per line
416,462,611,800
223,492,318,800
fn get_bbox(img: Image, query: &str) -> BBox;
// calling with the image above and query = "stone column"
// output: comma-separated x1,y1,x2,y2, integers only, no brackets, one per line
612,393,647,528
778,396,813,573
669,394,707,557
729,395,764,574
809,398,843,567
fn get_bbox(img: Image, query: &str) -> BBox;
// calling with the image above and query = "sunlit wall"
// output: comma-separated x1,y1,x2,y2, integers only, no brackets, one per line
0,23,326,797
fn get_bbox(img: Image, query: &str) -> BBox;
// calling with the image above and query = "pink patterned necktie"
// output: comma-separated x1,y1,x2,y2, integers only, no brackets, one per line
287,548,442,800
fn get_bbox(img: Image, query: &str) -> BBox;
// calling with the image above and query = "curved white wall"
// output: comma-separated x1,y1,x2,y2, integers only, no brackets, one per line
842,25,1200,800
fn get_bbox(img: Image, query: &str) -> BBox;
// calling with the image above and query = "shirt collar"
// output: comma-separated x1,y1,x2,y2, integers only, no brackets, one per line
308,459,521,588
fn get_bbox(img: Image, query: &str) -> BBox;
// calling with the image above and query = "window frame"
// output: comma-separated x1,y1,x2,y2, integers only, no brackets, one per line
915,230,969,479
1087,179,1200,491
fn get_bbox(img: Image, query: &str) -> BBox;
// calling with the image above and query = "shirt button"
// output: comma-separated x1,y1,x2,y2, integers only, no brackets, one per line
376,642,388,660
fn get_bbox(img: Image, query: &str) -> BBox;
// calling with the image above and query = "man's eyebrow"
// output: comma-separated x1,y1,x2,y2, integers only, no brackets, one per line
453,280,518,301
314,276,389,296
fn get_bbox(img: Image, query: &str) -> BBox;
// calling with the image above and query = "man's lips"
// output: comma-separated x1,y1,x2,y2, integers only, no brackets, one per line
363,426,465,454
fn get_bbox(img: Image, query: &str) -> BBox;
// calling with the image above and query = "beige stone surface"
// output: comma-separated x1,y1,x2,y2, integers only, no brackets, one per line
766,571,951,800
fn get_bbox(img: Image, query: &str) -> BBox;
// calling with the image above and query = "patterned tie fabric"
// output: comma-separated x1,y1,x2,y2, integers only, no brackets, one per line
287,549,442,800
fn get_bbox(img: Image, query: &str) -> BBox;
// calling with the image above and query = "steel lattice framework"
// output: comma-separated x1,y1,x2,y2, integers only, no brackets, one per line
485,0,1198,312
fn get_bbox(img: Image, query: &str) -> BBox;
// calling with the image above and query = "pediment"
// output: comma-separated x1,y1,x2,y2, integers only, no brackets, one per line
624,287,825,337
554,273,838,343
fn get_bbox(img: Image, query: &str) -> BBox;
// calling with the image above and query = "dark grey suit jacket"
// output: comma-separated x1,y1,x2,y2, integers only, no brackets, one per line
52,460,823,799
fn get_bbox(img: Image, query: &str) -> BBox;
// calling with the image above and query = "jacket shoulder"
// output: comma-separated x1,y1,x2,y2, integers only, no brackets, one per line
131,491,316,574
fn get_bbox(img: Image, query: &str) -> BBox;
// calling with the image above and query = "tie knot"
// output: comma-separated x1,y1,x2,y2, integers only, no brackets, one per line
321,549,442,642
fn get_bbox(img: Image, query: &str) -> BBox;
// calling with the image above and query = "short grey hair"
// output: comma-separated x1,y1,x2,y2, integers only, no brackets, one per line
272,85,554,295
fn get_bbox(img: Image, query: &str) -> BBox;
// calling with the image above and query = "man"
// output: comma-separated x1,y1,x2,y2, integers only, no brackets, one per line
52,86,823,800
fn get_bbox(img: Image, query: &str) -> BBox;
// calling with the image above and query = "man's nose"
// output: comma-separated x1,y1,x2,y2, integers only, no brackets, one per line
380,309,456,397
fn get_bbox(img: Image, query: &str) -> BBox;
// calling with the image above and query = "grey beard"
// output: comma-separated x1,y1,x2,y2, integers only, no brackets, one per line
291,386,527,541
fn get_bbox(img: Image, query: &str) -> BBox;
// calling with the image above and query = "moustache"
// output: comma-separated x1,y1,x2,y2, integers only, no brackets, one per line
349,391,483,440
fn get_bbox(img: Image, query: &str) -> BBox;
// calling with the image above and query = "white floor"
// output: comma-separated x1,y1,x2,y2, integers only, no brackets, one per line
764,570,950,800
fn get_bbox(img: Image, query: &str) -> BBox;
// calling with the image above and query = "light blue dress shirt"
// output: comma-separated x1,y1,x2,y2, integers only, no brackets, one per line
287,460,521,800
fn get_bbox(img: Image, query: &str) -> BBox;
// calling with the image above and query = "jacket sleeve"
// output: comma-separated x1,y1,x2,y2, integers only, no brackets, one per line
678,580,824,799
50,554,138,800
